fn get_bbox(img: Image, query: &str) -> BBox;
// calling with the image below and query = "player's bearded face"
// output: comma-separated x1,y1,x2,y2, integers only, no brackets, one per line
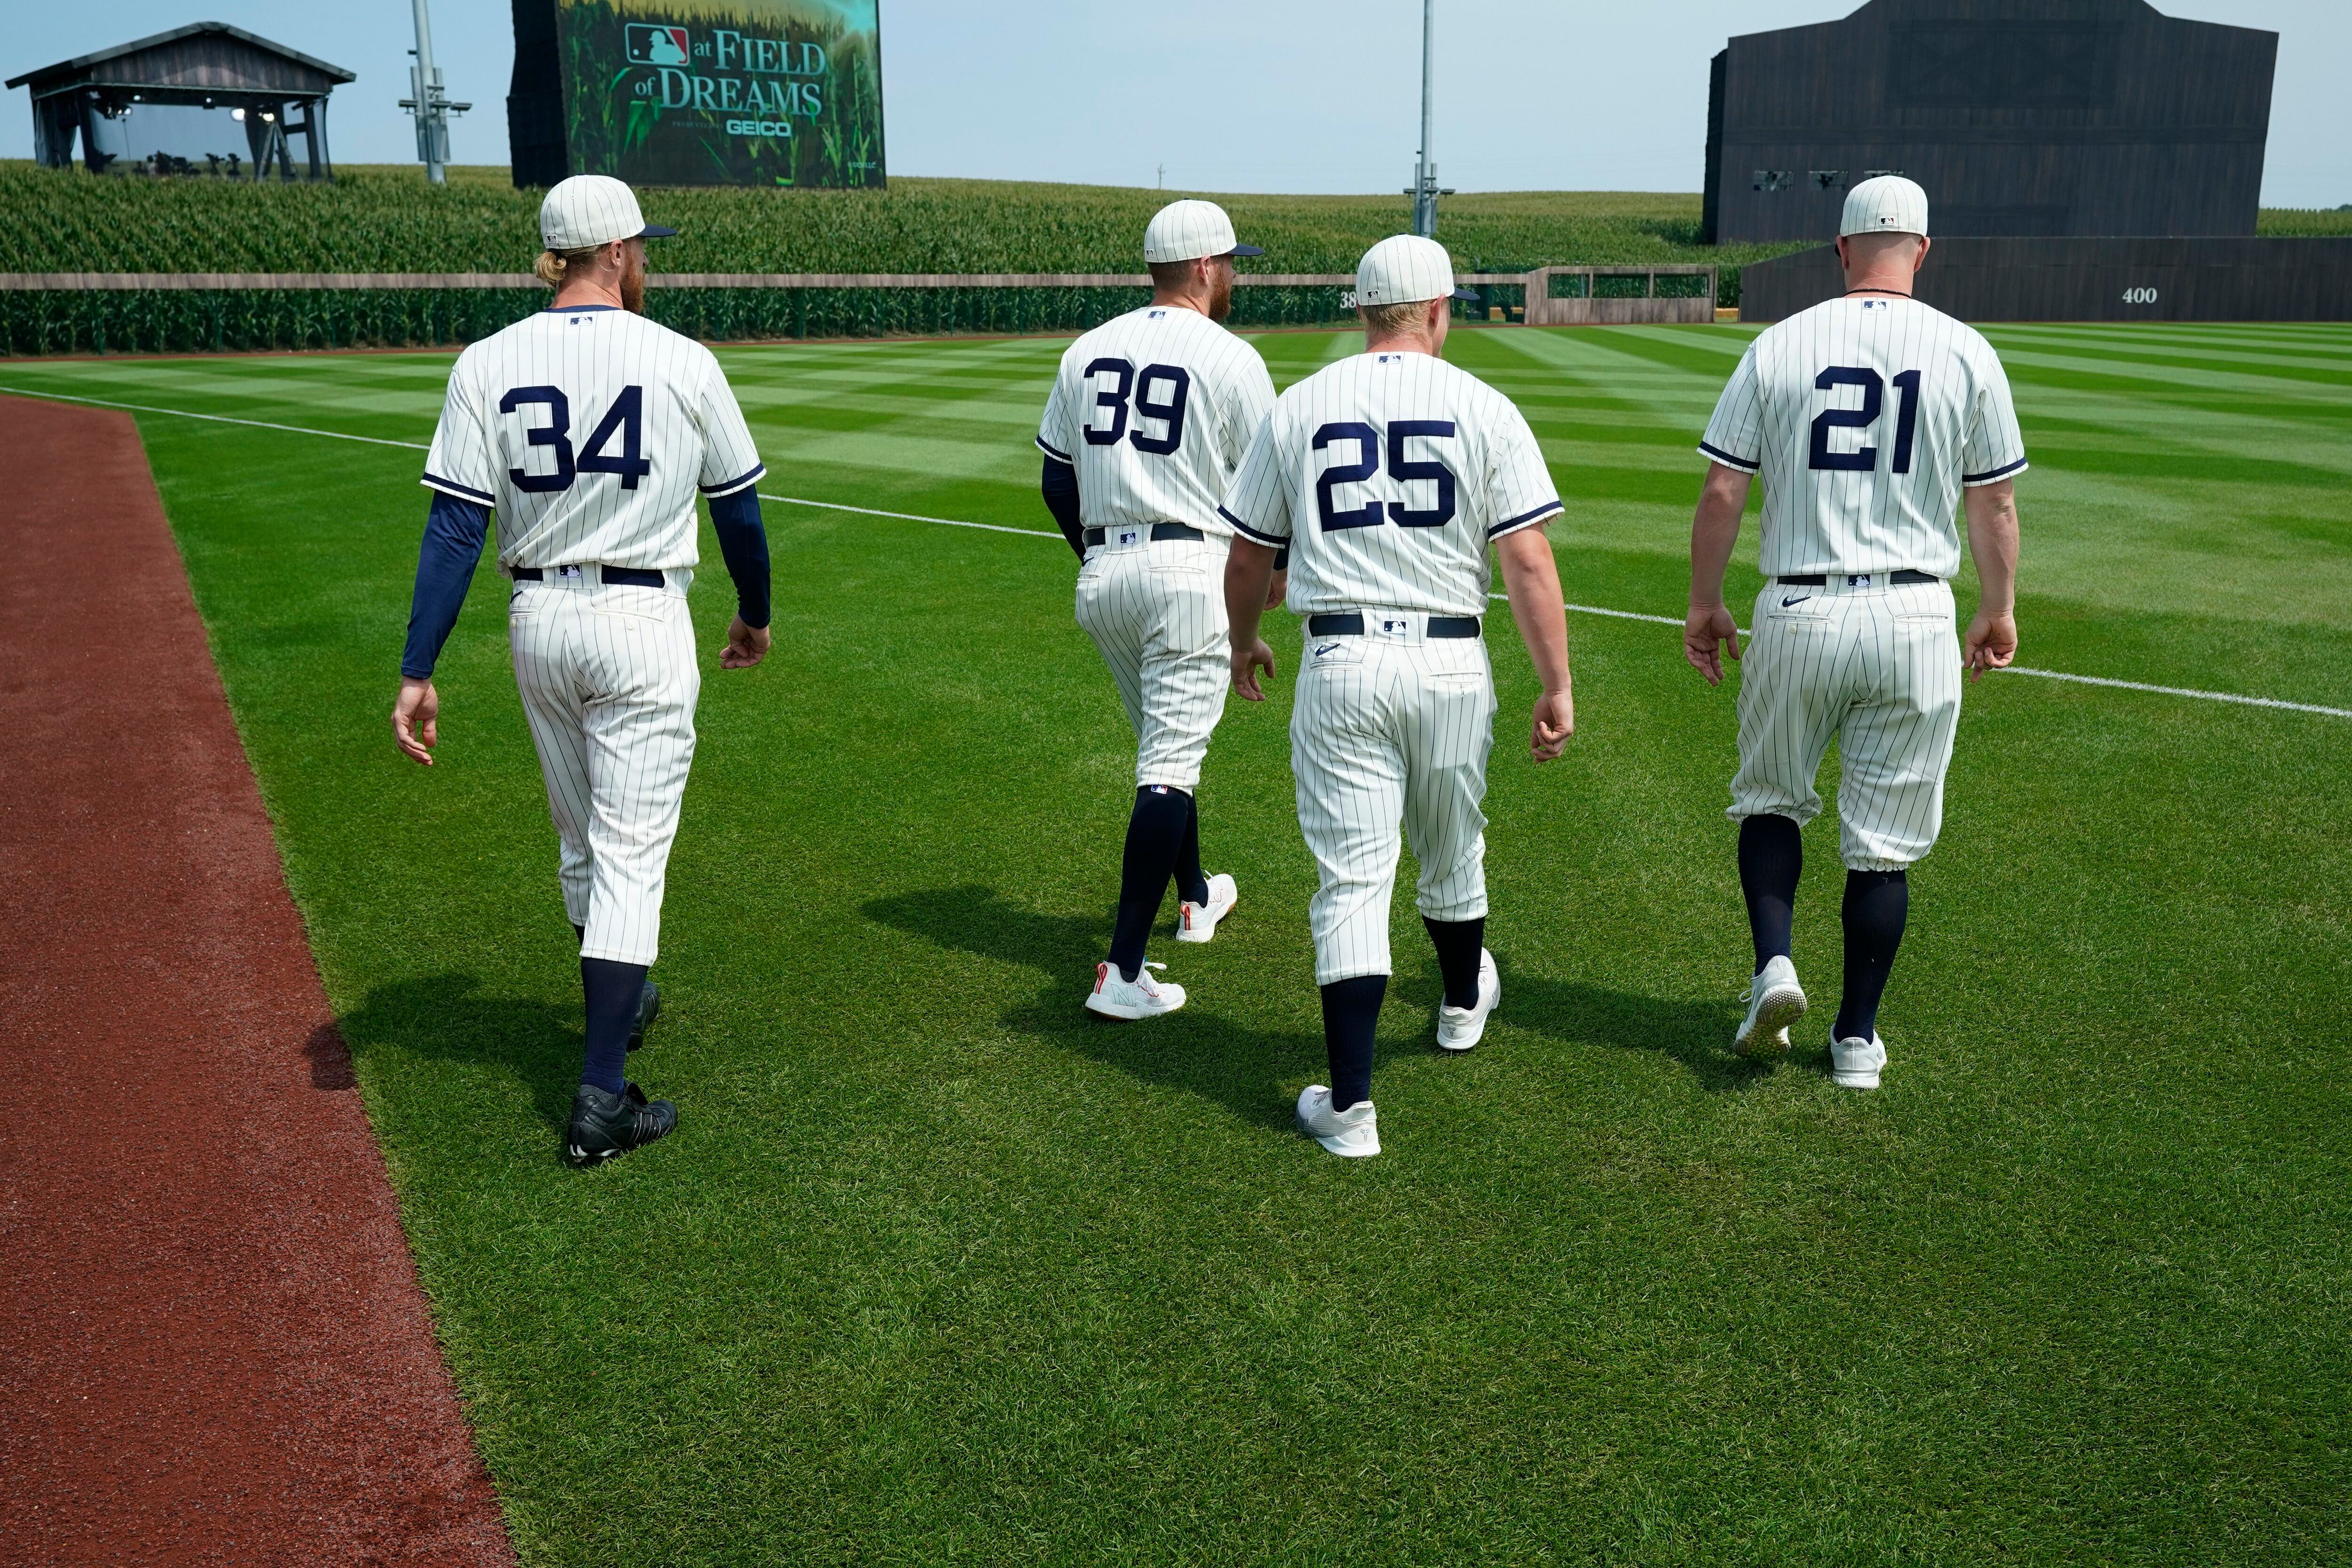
620,241,648,314
1206,257,1235,322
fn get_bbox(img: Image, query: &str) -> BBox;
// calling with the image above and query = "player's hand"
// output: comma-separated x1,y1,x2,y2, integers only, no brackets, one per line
1264,571,1288,611
393,677,439,767
1684,603,1741,686
1530,688,1574,762
1963,609,2017,681
722,616,771,670
1231,638,1277,702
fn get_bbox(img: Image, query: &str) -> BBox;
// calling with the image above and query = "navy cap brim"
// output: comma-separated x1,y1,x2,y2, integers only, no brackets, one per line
1226,243,1264,257
637,224,679,239
1450,286,1480,301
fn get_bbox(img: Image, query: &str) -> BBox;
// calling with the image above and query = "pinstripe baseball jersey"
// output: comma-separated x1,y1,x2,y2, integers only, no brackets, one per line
423,305,765,571
1699,296,2026,579
1218,351,1561,618
1036,305,1276,536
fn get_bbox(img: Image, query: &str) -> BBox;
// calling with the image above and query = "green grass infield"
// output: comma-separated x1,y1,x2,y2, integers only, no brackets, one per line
4,320,2347,1564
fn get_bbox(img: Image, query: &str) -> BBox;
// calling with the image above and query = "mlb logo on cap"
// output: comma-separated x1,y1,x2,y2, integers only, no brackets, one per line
1841,175,1930,238
1143,200,1263,264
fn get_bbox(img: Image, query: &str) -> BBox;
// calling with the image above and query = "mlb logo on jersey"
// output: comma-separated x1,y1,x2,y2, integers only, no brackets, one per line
1377,617,1412,637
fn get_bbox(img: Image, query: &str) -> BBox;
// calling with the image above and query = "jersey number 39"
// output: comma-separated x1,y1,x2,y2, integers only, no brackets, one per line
500,385,653,492
1082,358,1191,455
1810,367,1921,474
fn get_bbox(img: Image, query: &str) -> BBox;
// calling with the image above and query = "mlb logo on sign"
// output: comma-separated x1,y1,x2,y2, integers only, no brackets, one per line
626,24,690,66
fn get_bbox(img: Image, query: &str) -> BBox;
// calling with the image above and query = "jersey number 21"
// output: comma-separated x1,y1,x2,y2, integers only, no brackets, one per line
1810,367,1920,474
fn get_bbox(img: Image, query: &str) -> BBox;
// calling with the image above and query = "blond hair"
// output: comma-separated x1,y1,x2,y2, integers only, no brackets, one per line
533,244,607,289
1359,297,1434,336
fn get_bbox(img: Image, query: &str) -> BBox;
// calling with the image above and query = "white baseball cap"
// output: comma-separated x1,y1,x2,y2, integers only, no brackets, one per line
1143,199,1263,264
1840,175,1929,239
1355,234,1479,306
540,174,678,251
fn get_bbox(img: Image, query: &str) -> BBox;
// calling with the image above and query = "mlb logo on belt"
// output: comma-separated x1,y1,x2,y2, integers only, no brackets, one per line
1845,573,1874,588
1378,617,1410,636
1115,528,1141,546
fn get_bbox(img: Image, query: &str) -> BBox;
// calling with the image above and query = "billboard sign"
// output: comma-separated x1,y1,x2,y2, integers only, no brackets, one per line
554,0,885,188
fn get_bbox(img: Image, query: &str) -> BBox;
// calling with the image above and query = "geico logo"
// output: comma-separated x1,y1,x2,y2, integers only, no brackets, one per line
724,119,795,136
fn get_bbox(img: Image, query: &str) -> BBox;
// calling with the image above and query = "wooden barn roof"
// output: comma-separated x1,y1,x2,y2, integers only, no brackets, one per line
6,22,355,96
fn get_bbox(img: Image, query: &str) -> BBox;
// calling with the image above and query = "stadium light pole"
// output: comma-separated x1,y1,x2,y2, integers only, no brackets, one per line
401,0,470,186
1413,0,1437,238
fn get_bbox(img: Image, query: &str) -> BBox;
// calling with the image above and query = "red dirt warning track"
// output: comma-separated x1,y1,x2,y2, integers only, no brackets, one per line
0,396,512,1566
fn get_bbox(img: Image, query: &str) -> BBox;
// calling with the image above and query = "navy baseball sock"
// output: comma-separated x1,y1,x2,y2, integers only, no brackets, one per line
1108,785,1192,982
1321,975,1386,1111
1423,915,1486,1009
580,957,650,1094
1832,870,1908,1045
1174,793,1210,910
1738,813,1804,972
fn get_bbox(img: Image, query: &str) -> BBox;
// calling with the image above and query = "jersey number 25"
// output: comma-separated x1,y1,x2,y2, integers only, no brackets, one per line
1810,367,1920,474
500,385,653,492
1311,421,1456,531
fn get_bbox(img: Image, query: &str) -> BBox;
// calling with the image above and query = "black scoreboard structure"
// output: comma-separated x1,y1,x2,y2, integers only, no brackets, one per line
1708,0,2348,323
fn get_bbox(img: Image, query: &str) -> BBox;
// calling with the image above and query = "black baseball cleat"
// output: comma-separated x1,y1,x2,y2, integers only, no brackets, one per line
564,1081,678,1167
628,979,661,1051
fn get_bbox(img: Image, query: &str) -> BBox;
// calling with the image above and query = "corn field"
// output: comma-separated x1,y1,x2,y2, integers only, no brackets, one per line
0,164,1791,277
0,281,1389,356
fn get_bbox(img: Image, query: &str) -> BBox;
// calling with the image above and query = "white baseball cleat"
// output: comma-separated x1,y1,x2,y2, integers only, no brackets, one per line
1831,1034,1888,1090
1175,872,1239,944
1735,954,1808,1059
1295,1085,1381,1157
1085,960,1186,1021
1435,948,1501,1053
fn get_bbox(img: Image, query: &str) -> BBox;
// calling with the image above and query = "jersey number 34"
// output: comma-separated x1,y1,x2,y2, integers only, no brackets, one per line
500,385,653,492
1810,367,1921,474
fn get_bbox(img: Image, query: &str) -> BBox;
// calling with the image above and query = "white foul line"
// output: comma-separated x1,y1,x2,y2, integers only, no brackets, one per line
7,382,2344,721
1,384,433,449
756,492,1057,539
1481,595,2352,719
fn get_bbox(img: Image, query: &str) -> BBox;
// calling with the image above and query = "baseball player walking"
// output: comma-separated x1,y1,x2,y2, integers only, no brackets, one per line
392,175,773,1165
1221,235,1573,1158
1035,200,1280,1021
1685,175,2025,1089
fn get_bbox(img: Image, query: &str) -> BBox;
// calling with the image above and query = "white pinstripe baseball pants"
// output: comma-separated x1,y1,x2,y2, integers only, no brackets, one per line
1730,577,1963,871
1292,623,1496,985
509,570,700,967
1074,534,1231,792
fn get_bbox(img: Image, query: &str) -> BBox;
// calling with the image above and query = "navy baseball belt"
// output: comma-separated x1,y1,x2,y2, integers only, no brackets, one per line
511,564,667,588
1307,612,1481,639
1082,522,1204,546
1775,570,1939,586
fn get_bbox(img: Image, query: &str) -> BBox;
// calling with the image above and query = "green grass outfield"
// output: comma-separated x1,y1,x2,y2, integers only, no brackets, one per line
5,321,2348,1564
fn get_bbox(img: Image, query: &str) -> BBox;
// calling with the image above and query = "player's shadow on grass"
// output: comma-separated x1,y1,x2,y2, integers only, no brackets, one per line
863,885,1321,1134
335,972,583,1131
1503,974,1767,1092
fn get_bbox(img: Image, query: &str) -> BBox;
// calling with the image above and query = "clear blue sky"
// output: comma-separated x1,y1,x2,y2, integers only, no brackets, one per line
5,1,2343,206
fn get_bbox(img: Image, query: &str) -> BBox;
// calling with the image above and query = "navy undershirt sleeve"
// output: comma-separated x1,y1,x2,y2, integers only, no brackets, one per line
707,487,771,629
400,491,490,679
1041,454,1084,559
